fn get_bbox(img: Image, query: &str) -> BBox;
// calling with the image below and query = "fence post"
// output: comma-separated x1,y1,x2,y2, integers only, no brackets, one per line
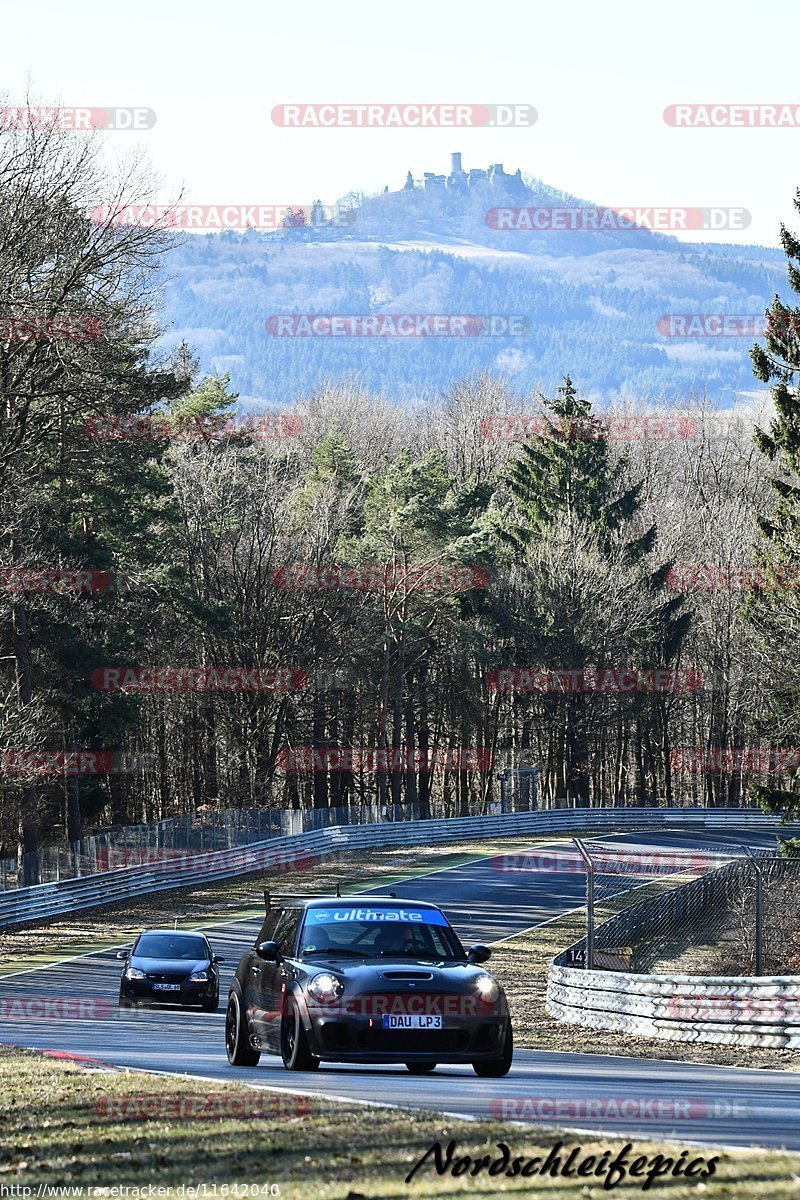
574,837,594,970
742,846,763,976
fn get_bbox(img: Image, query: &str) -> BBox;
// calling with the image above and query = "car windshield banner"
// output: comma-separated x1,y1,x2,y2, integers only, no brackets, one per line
307,907,449,925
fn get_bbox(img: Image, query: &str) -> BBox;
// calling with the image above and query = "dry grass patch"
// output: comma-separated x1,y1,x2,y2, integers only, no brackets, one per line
1,1045,797,1198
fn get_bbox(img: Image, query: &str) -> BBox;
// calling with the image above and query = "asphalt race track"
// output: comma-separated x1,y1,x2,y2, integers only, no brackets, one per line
2,826,800,1151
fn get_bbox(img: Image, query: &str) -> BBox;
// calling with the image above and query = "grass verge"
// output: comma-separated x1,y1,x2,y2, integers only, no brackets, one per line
1,1045,798,1198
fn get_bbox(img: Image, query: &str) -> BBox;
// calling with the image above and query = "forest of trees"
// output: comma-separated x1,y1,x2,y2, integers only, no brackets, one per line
2,118,800,864
160,226,785,404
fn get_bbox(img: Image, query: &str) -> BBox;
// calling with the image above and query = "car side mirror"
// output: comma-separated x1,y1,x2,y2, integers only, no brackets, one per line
116,950,129,960
212,955,225,963
256,940,283,962
467,944,492,964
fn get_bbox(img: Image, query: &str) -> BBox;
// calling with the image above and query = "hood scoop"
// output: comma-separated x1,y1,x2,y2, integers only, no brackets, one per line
382,971,434,980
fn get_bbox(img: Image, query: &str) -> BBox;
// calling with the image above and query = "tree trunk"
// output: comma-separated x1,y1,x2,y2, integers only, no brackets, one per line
377,629,391,810
403,678,418,817
11,588,40,878
390,630,406,812
312,698,328,809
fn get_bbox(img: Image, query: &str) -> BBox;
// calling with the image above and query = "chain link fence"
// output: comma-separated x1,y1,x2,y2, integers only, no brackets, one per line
0,803,392,889
1,758,550,888
567,839,800,977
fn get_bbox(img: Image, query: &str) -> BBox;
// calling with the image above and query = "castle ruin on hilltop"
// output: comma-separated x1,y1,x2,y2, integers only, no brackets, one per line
393,152,527,195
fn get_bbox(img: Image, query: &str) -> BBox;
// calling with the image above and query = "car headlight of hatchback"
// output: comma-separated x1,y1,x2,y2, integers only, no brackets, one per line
125,967,146,980
474,973,500,1003
307,973,344,1004
190,970,209,982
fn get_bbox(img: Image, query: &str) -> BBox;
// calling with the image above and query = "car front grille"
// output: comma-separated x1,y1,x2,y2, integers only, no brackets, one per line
357,1028,471,1053
147,973,186,984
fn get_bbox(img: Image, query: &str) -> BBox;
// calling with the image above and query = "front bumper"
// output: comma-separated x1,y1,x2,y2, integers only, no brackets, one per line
120,978,216,1005
304,1002,509,1063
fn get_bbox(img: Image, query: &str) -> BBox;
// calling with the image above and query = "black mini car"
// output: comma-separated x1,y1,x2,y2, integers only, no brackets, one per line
118,928,224,1011
224,895,513,1075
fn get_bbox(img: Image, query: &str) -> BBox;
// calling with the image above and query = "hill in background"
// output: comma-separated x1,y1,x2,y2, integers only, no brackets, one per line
154,152,787,406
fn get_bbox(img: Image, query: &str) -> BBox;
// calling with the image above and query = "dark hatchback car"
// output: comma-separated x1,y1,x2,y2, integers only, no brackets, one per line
118,929,224,1011
225,896,513,1075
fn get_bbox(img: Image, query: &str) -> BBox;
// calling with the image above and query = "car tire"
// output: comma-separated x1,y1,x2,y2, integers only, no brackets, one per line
405,1062,437,1074
225,991,260,1067
472,1019,513,1077
280,1000,320,1071
118,994,132,1009
202,991,220,1013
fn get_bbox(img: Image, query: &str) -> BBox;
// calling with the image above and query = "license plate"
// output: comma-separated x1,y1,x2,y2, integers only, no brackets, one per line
382,1014,442,1030
152,982,181,991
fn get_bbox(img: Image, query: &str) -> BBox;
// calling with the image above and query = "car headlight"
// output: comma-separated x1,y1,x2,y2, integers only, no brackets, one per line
125,967,146,980
474,973,500,1003
190,970,209,982
307,973,344,1004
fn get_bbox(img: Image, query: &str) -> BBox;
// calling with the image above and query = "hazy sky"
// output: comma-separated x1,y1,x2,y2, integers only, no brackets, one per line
2,0,799,247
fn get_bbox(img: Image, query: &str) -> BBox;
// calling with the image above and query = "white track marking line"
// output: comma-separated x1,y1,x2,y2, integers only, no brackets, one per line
58,1060,755,1152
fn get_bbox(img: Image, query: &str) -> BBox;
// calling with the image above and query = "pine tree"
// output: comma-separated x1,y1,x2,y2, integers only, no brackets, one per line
347,451,492,813
503,376,652,553
746,191,800,818
497,377,690,806
0,120,188,871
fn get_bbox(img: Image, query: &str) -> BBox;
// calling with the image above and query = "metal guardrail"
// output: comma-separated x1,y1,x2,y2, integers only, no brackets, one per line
546,831,800,1049
0,805,785,929
547,963,800,1049
1,803,398,888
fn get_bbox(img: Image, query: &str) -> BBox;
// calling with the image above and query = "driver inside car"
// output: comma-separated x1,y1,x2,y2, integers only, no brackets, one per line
375,924,417,956
302,927,336,954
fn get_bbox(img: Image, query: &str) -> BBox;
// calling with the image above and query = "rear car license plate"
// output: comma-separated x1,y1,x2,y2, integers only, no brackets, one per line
381,1014,442,1029
152,983,181,991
